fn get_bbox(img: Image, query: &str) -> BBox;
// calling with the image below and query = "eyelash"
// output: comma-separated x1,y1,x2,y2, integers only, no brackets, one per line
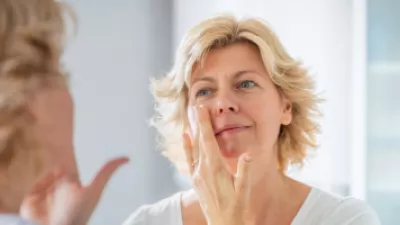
195,80,257,98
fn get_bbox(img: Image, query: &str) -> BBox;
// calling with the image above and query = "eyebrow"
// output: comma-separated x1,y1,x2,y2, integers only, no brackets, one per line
191,69,260,85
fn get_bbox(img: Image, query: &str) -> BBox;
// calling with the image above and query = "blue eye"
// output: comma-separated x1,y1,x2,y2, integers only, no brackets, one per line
238,80,256,89
196,89,211,97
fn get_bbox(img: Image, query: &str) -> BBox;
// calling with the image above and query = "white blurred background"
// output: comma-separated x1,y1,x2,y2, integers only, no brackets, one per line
62,0,399,224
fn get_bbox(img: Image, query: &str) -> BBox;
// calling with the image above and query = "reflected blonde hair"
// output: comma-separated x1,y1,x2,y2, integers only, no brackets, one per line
151,15,322,173
0,0,74,211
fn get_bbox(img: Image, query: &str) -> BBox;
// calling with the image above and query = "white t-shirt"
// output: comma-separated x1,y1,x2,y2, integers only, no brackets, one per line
122,187,381,225
0,214,38,225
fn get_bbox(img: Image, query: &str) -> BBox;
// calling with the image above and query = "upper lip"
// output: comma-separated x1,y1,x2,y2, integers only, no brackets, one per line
214,124,249,136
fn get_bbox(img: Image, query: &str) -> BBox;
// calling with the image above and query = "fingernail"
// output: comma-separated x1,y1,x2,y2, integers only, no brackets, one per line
193,105,203,118
244,154,252,162
195,104,204,110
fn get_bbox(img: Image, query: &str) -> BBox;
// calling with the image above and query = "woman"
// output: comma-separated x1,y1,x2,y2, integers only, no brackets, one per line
0,0,128,224
123,15,381,225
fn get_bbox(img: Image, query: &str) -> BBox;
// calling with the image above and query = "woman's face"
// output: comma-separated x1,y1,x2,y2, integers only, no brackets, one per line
187,42,292,174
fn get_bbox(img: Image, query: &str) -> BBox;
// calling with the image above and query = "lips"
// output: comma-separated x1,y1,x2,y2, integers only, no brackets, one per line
214,125,249,136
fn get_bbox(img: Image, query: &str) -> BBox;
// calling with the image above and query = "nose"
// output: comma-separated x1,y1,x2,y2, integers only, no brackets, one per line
213,91,239,115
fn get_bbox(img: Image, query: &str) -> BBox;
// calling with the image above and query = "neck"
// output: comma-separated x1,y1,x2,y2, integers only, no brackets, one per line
245,169,289,221
41,141,78,174
244,167,310,224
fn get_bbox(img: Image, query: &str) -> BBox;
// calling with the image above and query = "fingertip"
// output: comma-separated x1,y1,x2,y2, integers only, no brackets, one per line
89,157,130,192
194,104,206,120
243,153,252,163
194,104,204,110
114,156,130,166
236,153,252,178
198,104,205,110
102,157,130,173
120,156,130,163
239,153,252,163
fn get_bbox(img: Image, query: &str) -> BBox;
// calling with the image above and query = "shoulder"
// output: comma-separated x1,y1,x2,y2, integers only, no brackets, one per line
0,214,38,225
122,192,183,225
324,196,381,225
295,188,381,225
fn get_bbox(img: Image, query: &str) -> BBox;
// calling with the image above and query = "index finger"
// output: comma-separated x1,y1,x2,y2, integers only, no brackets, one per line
196,105,224,168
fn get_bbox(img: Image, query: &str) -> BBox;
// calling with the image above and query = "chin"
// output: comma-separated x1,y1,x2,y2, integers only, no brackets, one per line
220,148,242,158
218,142,254,173
220,150,246,175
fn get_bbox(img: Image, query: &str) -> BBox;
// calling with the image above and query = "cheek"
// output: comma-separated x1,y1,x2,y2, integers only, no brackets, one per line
251,102,283,140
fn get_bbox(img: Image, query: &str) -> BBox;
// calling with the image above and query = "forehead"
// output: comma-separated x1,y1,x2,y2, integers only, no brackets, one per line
190,42,266,81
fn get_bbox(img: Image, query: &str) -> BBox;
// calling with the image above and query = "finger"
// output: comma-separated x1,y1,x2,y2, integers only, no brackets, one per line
189,130,205,176
191,126,200,166
28,168,64,195
234,153,252,202
87,157,129,203
197,135,206,171
183,133,195,175
196,105,223,167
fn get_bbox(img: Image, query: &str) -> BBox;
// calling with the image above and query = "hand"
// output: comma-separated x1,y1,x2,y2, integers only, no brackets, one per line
20,157,129,225
183,105,253,225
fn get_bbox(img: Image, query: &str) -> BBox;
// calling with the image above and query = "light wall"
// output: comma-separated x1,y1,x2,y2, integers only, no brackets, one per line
63,0,177,224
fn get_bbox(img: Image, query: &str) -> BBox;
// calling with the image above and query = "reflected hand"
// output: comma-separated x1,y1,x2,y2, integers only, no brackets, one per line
20,157,129,225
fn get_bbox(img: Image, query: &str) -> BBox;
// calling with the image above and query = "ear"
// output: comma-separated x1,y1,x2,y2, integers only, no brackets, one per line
280,98,292,125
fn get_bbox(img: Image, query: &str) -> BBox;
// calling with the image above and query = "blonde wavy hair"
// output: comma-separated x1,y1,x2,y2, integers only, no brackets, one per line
151,15,322,174
0,0,73,211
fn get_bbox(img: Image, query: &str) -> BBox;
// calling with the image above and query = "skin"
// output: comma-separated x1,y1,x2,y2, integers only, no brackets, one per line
21,85,129,225
0,83,129,225
0,84,77,214
28,84,77,175
20,156,128,225
181,42,311,225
